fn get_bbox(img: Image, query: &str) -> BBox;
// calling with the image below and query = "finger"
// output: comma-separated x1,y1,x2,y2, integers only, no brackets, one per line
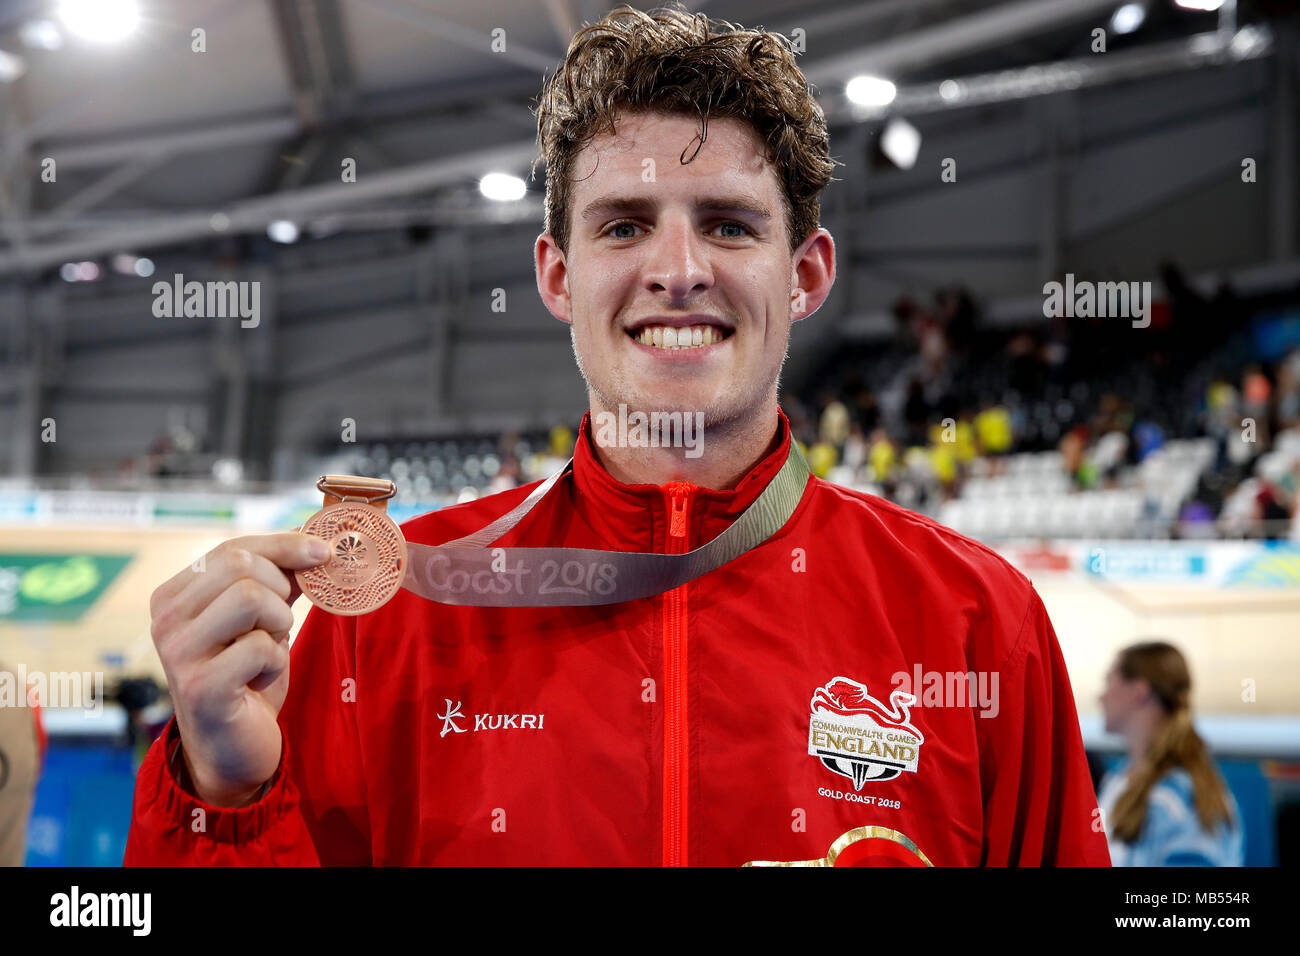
208,630,289,694
237,532,334,571
169,548,295,625
176,579,297,663
152,533,329,611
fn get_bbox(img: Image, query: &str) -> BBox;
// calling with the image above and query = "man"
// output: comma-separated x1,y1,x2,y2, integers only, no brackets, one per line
125,4,1109,866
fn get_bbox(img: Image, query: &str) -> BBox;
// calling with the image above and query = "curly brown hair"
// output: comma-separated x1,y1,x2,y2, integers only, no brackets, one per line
532,2,838,256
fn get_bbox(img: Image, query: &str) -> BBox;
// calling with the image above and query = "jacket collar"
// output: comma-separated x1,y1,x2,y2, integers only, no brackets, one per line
564,408,793,552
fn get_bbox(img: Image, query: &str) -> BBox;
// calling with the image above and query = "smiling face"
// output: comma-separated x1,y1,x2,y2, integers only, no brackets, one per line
535,111,834,437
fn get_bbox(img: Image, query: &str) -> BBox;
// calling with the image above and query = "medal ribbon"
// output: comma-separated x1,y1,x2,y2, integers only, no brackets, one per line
397,438,811,607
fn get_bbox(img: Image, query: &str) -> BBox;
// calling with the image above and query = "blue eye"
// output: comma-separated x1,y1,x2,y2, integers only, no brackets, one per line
716,221,751,238
606,221,641,239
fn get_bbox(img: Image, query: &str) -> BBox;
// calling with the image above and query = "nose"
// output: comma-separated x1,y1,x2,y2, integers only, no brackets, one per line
641,212,713,301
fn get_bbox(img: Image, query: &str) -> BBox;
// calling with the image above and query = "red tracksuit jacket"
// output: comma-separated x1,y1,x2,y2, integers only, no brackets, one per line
125,411,1110,866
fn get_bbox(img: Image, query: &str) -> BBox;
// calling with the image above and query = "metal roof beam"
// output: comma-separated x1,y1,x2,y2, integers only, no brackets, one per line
0,139,541,273
807,0,1121,88
353,0,559,74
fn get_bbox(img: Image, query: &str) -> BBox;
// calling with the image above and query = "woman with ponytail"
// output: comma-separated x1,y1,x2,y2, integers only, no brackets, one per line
1097,641,1244,865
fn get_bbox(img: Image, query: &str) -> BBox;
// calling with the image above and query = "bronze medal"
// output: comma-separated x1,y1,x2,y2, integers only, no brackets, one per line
296,477,407,616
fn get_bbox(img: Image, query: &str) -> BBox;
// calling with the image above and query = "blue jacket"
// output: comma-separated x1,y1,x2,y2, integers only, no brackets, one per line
1098,761,1243,866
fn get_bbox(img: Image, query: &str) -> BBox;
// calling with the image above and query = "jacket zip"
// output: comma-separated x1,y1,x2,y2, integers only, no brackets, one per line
662,481,693,867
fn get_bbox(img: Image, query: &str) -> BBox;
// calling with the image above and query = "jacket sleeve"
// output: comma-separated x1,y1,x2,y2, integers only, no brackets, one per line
977,586,1112,866
124,604,371,866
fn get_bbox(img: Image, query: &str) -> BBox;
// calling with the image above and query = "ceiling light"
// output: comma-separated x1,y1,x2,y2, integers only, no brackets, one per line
1109,3,1146,35
881,118,922,169
479,172,526,202
58,0,140,43
267,220,300,243
846,75,897,108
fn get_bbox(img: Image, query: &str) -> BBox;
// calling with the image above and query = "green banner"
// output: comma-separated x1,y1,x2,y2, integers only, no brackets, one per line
152,501,235,521
0,553,133,622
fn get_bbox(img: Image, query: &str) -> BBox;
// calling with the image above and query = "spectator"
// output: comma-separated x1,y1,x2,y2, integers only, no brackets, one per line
806,439,838,479
488,454,522,494
1097,641,1243,866
867,427,896,483
818,393,851,447
851,387,880,434
841,424,868,475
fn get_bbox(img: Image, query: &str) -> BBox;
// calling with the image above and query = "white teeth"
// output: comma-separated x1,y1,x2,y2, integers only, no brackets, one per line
632,324,727,350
